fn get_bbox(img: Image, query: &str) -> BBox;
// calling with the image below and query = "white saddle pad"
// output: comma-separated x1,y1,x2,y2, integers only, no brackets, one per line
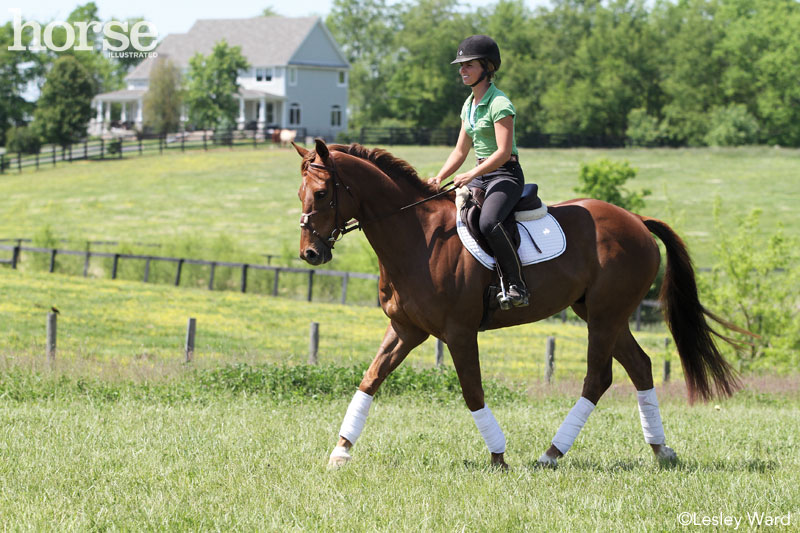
456,212,567,270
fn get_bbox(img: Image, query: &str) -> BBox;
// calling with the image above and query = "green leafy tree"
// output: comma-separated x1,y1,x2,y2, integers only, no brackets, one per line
699,204,800,370
185,40,249,129
0,21,46,146
574,159,650,212
143,58,183,134
32,55,95,147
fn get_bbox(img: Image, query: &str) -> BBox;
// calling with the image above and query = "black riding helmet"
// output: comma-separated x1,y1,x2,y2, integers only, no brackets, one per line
451,35,501,87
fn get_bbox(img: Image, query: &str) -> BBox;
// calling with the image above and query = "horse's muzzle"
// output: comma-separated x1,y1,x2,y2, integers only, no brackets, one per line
301,245,332,265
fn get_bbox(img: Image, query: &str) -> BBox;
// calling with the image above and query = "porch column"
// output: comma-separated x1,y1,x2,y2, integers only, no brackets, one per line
104,102,111,123
258,97,266,130
121,101,127,123
136,98,143,129
96,100,103,121
237,96,245,130
180,105,187,131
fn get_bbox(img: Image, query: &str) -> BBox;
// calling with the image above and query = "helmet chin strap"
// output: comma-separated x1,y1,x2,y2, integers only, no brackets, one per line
470,69,488,87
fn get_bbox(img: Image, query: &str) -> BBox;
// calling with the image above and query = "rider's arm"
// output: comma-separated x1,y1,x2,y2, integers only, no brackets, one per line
429,122,472,187
452,115,513,188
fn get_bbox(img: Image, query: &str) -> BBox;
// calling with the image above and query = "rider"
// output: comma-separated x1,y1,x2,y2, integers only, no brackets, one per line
429,35,529,308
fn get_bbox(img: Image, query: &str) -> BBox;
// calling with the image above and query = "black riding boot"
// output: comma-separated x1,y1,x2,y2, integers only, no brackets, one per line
487,223,530,309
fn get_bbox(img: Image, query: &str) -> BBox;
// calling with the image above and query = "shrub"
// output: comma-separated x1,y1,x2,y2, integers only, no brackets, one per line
704,104,760,146
574,159,651,212
626,108,666,147
5,125,42,154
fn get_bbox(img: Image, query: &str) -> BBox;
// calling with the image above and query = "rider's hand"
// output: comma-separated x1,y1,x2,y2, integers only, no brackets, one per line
427,176,443,188
453,172,474,188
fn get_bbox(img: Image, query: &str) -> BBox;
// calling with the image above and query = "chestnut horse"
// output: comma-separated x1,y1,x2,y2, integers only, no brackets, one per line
293,139,742,469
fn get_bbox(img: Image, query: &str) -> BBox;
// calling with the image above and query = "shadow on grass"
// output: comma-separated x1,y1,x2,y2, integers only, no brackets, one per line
532,457,779,473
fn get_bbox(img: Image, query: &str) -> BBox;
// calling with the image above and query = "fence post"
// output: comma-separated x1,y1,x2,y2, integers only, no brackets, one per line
664,337,671,383
174,258,184,286
561,309,567,323
159,134,163,155
181,134,185,152
11,245,20,269
69,143,72,162
309,322,319,364
143,258,151,282
240,264,248,293
119,139,123,159
208,262,216,290
138,136,142,155
340,272,349,305
84,139,88,160
18,151,21,172
83,250,91,277
47,312,57,362
49,248,57,273
307,270,314,302
203,130,207,151
272,268,280,296
545,336,555,384
0,154,4,174
111,253,120,279
185,317,196,363
435,338,445,366
99,139,104,160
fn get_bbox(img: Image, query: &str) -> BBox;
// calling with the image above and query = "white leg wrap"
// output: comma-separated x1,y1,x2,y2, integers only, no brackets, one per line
637,387,666,445
471,405,506,454
552,397,595,455
339,390,373,445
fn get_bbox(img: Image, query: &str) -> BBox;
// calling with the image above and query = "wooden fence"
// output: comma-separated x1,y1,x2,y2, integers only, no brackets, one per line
0,127,307,174
0,243,380,306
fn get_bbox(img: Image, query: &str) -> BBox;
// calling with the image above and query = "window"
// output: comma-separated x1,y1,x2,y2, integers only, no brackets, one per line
289,103,301,125
256,68,264,81
338,71,347,87
288,67,297,86
265,102,274,124
331,105,342,127
264,67,273,81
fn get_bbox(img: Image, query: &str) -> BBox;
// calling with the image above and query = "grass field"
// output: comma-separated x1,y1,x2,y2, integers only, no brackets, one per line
1,144,798,268
0,381,797,530
1,145,798,530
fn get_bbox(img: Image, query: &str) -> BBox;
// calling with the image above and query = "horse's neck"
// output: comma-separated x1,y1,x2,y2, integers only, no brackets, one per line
349,160,453,279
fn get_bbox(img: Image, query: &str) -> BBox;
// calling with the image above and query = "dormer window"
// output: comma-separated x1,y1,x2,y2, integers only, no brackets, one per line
257,67,273,82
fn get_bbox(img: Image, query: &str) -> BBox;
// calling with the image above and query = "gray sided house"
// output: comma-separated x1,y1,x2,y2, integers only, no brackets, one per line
91,16,349,139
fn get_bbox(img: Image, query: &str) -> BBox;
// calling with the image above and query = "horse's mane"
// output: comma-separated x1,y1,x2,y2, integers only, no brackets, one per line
306,143,439,195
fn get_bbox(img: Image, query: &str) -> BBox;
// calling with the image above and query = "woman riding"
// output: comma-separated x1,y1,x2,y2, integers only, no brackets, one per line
429,35,529,308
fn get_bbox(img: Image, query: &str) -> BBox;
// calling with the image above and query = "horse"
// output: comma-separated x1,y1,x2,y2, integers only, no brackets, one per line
293,139,744,469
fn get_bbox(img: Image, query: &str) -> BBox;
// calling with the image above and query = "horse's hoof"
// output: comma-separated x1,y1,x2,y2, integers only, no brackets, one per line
328,446,351,469
536,452,558,469
655,445,677,462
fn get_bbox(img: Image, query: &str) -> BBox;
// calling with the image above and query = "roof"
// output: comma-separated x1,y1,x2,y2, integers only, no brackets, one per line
127,16,348,81
93,89,147,102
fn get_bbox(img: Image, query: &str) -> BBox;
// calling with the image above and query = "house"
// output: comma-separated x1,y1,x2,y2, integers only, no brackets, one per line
91,16,349,139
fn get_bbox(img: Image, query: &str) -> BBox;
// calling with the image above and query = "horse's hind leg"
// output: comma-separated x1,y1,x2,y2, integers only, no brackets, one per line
538,314,619,467
613,328,677,462
328,320,428,468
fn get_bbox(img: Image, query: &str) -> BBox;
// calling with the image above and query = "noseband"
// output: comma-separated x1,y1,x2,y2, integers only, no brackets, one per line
299,155,359,250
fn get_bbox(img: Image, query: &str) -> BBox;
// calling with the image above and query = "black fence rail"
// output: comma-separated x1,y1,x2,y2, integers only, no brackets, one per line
0,243,380,306
0,127,308,174
349,127,628,148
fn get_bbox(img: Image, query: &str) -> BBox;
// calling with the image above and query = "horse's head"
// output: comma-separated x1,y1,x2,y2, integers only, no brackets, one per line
294,139,358,265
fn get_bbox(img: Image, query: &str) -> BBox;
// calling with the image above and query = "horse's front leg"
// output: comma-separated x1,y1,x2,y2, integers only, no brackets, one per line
328,320,428,468
448,330,508,469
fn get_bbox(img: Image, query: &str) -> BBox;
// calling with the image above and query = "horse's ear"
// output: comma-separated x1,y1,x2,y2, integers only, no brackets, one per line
292,142,308,158
314,138,330,161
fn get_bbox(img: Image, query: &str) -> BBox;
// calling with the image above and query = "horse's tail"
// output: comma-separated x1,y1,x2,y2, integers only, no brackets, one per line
642,217,744,402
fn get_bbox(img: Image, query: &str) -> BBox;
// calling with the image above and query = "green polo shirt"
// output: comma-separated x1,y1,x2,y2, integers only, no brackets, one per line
460,83,518,159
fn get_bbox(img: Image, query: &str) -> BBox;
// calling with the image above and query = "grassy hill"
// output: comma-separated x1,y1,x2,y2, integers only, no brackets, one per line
0,144,798,269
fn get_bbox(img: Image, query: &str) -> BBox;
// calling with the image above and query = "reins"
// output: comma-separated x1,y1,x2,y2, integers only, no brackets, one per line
300,154,456,250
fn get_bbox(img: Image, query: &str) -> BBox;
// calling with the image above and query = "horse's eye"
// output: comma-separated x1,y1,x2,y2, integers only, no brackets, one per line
314,190,327,200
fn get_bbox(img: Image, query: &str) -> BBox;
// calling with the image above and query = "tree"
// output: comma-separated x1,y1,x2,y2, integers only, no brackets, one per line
143,58,183,134
185,40,249,129
32,55,95,147
0,21,46,146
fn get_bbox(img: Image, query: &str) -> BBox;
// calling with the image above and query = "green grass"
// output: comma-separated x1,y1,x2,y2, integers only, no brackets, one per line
1,144,798,268
0,269,681,384
0,385,797,530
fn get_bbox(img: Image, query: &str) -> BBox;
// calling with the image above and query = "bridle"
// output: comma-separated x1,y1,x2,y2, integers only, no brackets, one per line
299,152,457,251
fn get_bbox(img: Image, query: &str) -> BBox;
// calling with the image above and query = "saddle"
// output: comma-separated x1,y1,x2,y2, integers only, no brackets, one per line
457,183,546,257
